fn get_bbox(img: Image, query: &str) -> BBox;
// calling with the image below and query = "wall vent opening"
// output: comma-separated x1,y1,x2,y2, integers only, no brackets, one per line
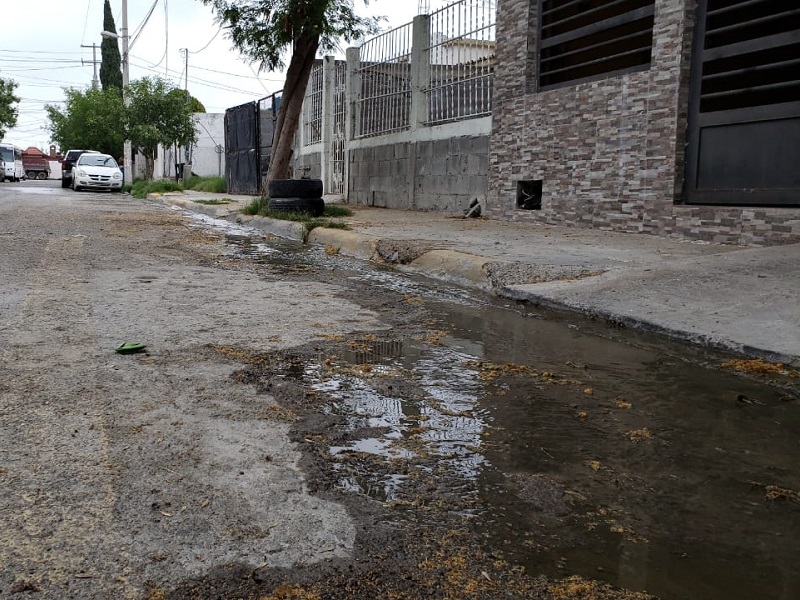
517,180,543,210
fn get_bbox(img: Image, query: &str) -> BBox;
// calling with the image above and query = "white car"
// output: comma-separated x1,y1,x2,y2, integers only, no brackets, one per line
71,153,124,192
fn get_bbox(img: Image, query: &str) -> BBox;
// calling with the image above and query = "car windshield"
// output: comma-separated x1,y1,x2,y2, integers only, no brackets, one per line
79,155,118,168
0,149,12,162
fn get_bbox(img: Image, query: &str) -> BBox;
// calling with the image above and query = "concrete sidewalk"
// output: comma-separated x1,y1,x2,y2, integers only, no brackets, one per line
156,190,800,365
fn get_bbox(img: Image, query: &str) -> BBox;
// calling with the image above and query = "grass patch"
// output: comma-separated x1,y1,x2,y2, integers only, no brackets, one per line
130,179,184,199
242,196,267,215
322,204,353,217
185,175,226,193
241,198,351,231
130,176,228,199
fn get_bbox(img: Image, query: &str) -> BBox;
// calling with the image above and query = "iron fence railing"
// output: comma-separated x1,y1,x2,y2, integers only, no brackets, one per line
355,22,414,138
427,0,496,124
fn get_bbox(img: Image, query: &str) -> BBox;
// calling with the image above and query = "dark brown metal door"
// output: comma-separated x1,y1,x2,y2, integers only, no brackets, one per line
684,0,800,206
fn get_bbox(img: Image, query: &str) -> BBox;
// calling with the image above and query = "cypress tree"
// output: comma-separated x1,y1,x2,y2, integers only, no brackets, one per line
100,0,124,93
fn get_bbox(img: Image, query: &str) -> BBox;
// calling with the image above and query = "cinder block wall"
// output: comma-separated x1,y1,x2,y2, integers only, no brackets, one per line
293,150,322,181
347,133,490,214
488,0,800,246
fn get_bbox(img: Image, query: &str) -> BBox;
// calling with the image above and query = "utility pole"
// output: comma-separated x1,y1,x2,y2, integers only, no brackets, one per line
100,0,130,181
180,48,188,97
122,0,131,183
81,44,100,89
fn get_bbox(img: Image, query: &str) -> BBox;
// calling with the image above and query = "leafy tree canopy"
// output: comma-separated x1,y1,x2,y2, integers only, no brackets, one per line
45,87,125,156
167,88,207,113
202,0,380,71
201,0,381,181
100,0,123,93
126,76,198,178
0,77,20,141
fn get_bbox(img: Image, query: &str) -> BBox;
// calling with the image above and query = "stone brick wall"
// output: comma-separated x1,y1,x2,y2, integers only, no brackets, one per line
488,0,800,246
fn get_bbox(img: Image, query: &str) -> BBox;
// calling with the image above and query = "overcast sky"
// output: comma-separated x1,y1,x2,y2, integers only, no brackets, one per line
1,0,450,151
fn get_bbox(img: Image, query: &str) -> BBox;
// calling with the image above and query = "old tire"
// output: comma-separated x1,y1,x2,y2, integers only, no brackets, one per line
268,196,325,217
268,178,323,199
36,171,47,180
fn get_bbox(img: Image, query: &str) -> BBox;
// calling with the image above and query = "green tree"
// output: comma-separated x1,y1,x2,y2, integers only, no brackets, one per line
0,78,20,141
125,76,197,179
45,87,125,156
100,0,123,93
167,88,207,113
201,0,380,182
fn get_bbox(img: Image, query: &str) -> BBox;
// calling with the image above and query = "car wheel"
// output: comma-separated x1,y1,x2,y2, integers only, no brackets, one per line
61,177,69,188
268,178,324,199
268,196,325,217
36,172,47,180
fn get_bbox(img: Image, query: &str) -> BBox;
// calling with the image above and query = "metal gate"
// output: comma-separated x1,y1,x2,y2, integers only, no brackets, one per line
224,94,281,196
684,1,800,206
328,61,348,196
224,101,260,195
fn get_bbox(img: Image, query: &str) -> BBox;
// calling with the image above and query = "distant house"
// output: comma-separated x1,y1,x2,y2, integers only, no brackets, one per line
488,0,800,245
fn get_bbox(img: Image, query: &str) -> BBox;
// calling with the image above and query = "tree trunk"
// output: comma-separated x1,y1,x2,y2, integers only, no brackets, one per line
144,152,155,180
266,33,319,184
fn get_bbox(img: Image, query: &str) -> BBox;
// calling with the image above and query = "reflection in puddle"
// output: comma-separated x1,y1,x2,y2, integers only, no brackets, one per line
306,341,487,497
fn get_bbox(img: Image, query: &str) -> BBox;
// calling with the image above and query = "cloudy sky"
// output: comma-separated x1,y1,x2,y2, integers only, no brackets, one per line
1,0,450,151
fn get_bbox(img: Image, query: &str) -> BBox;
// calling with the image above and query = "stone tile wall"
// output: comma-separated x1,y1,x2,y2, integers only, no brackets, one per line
488,0,800,246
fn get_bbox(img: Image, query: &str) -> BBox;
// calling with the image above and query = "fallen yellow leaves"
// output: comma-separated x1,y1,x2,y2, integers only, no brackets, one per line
258,585,321,600
626,428,653,442
548,575,654,599
721,358,792,375
747,481,800,503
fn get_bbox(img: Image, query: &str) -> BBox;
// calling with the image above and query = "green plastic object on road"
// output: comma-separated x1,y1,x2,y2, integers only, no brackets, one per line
116,341,147,354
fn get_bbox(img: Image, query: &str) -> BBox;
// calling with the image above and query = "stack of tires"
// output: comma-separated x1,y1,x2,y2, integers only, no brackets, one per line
267,179,325,217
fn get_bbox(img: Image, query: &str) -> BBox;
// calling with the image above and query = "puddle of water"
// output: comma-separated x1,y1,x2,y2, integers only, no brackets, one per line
202,217,799,599
297,304,799,600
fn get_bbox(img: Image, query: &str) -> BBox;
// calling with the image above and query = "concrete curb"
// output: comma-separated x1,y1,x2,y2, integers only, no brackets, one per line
306,228,378,260
401,250,493,291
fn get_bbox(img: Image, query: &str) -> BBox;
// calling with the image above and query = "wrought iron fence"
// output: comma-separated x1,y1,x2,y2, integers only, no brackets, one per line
329,61,348,194
303,63,324,146
355,22,414,138
427,0,496,124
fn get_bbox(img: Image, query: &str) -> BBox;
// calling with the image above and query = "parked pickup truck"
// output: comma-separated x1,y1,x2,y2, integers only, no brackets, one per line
22,153,51,180
61,149,99,188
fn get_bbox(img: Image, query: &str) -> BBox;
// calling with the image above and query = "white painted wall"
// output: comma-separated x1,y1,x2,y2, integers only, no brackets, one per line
191,113,225,177
152,113,226,180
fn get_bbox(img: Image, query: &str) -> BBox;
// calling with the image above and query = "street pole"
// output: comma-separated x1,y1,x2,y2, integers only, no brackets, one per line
81,43,100,89
122,0,131,183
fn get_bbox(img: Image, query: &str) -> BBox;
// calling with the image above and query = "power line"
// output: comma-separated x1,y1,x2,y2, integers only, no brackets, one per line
188,26,222,55
0,49,84,55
